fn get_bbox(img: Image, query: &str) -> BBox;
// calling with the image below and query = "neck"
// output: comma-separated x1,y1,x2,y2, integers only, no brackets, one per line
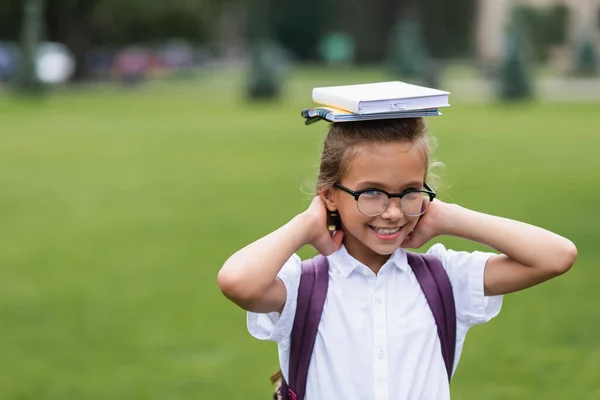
342,236,391,274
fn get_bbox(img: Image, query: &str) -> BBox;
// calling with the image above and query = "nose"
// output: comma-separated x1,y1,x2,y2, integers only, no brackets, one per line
380,198,404,221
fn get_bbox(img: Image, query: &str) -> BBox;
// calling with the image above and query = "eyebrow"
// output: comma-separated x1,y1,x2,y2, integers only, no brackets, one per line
354,180,424,191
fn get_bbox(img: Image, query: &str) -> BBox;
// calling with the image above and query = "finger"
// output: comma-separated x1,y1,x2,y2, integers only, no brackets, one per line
319,241,338,256
316,232,343,256
421,198,430,214
315,240,334,256
405,235,429,249
400,234,420,249
400,237,415,249
331,229,344,247
400,231,413,246
310,195,323,208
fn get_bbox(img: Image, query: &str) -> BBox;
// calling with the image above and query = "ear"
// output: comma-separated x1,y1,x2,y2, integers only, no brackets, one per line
319,187,338,212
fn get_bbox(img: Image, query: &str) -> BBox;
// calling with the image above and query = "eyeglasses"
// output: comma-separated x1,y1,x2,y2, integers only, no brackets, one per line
334,182,436,217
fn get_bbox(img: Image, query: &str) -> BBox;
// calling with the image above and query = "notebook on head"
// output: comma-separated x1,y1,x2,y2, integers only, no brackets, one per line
312,81,450,115
301,106,441,125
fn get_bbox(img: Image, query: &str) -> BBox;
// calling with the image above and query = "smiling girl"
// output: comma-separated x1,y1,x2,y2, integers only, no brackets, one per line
217,117,577,400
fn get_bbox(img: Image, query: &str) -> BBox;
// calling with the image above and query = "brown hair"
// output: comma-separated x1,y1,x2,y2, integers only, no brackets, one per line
316,118,436,194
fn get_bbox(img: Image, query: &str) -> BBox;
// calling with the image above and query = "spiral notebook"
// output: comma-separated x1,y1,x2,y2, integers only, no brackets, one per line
301,106,441,125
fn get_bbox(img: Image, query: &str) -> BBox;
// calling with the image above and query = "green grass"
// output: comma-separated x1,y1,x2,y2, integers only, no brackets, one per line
1,70,600,399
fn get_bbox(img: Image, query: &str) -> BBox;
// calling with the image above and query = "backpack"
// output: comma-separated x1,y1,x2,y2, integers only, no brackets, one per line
271,252,457,400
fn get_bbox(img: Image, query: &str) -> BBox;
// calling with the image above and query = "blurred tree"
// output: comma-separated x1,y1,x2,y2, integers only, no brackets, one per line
14,0,45,94
573,34,599,77
497,7,534,101
88,0,218,45
319,33,355,66
388,13,427,79
60,0,219,81
514,4,569,62
246,40,286,99
346,0,399,62
514,5,544,62
545,5,569,47
386,5,442,88
0,0,481,71
246,0,285,100
247,0,477,63
420,0,477,59
0,0,223,82
268,0,326,60
45,0,100,81
0,0,22,42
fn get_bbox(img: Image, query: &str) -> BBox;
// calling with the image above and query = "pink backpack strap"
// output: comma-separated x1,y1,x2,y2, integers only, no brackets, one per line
281,255,329,400
406,252,457,380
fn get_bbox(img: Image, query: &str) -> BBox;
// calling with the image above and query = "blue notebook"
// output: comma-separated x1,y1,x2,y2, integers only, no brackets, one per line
301,106,442,125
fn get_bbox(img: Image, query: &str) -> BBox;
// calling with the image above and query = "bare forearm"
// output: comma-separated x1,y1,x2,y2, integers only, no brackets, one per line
218,196,343,311
218,214,310,300
441,204,577,272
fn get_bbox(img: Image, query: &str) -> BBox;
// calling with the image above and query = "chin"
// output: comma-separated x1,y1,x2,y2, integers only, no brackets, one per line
363,234,407,255
368,241,403,255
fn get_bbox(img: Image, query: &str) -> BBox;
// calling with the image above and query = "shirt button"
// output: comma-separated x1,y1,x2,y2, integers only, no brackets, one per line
375,296,382,304
377,350,385,359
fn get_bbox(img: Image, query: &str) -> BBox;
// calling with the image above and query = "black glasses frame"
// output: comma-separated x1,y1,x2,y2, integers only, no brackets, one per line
334,182,437,217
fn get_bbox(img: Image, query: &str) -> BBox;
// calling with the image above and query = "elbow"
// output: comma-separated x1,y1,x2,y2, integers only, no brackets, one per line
217,267,259,306
217,268,244,300
550,240,578,276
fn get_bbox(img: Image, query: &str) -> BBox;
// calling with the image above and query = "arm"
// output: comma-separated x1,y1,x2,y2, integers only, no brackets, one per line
217,197,344,313
402,201,577,296
441,204,577,296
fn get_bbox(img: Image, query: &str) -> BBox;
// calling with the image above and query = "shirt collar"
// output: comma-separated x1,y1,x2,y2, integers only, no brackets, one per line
327,244,410,278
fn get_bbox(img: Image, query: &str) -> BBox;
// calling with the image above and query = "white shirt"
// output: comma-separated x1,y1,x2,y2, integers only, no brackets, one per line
247,243,503,400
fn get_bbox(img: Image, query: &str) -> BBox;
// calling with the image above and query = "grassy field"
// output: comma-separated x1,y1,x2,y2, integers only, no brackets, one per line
1,69,600,399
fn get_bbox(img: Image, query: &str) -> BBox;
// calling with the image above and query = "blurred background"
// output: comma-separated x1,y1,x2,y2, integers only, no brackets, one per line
1,0,599,399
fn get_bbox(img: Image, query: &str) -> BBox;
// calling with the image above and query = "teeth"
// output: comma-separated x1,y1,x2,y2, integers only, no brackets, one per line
372,226,401,234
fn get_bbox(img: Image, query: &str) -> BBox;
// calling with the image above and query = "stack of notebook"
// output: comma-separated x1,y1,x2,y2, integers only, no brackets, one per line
301,81,450,125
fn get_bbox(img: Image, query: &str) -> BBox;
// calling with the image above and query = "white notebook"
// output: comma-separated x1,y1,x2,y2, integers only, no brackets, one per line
312,81,450,114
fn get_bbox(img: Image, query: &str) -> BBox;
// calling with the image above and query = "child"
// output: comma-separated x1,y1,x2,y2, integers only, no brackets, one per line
217,117,577,400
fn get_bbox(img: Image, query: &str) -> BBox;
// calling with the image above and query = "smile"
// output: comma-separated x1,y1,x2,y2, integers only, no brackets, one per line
368,225,405,242
370,226,402,234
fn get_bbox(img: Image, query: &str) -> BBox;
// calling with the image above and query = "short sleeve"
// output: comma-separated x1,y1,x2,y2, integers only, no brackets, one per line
246,253,302,342
427,243,503,326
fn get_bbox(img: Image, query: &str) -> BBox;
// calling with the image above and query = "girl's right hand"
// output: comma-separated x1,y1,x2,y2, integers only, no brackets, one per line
300,196,344,256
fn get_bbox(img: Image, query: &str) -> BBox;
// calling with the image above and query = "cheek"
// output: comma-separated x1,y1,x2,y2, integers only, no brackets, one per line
334,193,355,215
337,199,367,227
338,205,359,224
406,216,421,231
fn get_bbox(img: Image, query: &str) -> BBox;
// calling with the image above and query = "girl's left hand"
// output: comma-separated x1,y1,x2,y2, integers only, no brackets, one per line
400,199,448,249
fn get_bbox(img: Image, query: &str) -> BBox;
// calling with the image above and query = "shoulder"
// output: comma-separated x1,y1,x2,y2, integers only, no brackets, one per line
278,253,302,283
426,243,496,279
278,252,332,287
425,243,502,325
246,253,303,343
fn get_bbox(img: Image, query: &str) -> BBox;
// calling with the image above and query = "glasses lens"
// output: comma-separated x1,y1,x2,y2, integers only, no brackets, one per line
357,190,388,216
401,192,429,216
